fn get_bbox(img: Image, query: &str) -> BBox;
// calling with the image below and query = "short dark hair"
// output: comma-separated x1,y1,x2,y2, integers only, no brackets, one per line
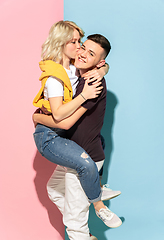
87,34,111,58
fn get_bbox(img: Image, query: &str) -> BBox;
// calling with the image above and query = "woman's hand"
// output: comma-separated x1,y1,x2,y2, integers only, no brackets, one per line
81,79,103,100
82,63,109,82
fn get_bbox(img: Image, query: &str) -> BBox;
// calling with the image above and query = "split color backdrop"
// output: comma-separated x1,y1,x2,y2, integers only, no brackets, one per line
1,0,164,240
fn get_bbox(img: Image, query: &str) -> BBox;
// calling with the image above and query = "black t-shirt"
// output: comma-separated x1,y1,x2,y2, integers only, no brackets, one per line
67,77,106,162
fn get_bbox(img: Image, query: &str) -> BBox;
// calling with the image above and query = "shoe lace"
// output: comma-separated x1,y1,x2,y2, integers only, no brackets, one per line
98,207,114,221
102,184,112,190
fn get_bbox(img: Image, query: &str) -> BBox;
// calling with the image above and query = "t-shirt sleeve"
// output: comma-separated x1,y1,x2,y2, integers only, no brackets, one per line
46,76,64,98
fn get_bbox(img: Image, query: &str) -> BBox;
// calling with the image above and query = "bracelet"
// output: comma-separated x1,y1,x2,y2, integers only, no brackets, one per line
80,93,87,101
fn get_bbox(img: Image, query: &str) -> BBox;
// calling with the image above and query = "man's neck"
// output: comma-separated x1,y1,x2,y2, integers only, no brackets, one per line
79,69,87,76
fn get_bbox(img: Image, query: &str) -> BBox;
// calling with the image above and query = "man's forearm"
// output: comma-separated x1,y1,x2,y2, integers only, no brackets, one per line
33,114,60,128
33,106,87,130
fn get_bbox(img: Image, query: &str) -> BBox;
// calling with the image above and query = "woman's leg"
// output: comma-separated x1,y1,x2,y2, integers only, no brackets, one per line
33,124,101,202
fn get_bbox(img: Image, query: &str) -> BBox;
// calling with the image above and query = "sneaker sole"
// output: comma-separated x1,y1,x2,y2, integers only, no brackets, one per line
108,220,122,228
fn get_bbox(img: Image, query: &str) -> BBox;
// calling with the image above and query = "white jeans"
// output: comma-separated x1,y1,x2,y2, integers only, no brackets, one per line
47,161,104,240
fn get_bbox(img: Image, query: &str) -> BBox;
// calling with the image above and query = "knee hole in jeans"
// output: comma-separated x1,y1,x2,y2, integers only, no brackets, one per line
81,152,89,161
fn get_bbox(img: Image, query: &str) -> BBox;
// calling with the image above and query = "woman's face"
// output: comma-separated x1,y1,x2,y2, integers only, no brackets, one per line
63,29,81,60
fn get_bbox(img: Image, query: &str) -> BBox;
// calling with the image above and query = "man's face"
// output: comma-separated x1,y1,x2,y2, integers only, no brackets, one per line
74,40,105,71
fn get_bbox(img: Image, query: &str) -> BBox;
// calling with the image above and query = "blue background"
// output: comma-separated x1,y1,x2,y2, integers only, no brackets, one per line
64,0,164,239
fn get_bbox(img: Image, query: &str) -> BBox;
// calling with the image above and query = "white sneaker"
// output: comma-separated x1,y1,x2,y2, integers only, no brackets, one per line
95,206,122,228
90,233,98,240
101,184,121,201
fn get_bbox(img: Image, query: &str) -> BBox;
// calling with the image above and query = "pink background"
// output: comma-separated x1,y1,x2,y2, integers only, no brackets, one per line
0,1,64,239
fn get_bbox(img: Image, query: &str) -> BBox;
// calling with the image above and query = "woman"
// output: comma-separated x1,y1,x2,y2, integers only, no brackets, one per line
33,21,112,224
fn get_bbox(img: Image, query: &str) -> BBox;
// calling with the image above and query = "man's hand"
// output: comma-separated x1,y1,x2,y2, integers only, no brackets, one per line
32,108,41,128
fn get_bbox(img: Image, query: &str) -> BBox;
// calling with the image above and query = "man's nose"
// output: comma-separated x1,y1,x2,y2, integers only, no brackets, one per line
80,49,87,58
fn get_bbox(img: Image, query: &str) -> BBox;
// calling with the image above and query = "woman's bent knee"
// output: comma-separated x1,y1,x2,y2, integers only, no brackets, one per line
78,154,97,174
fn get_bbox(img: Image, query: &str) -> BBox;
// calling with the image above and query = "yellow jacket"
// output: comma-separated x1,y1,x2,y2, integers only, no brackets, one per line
33,60,73,113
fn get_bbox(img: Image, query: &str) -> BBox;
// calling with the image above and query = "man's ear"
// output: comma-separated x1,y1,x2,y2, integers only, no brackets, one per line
96,59,106,68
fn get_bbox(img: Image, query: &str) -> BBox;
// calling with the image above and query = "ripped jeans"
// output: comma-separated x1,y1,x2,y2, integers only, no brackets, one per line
33,124,101,202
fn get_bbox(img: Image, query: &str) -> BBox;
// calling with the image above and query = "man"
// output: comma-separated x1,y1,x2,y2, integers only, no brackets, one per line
33,34,121,240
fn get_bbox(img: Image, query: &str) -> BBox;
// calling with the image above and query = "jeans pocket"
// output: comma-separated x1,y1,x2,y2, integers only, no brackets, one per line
33,132,44,155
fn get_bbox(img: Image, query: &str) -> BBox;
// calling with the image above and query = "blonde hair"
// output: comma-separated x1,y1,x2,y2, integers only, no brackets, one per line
41,20,84,63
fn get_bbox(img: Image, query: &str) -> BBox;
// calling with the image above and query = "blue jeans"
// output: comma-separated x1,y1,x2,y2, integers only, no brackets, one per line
33,124,101,202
